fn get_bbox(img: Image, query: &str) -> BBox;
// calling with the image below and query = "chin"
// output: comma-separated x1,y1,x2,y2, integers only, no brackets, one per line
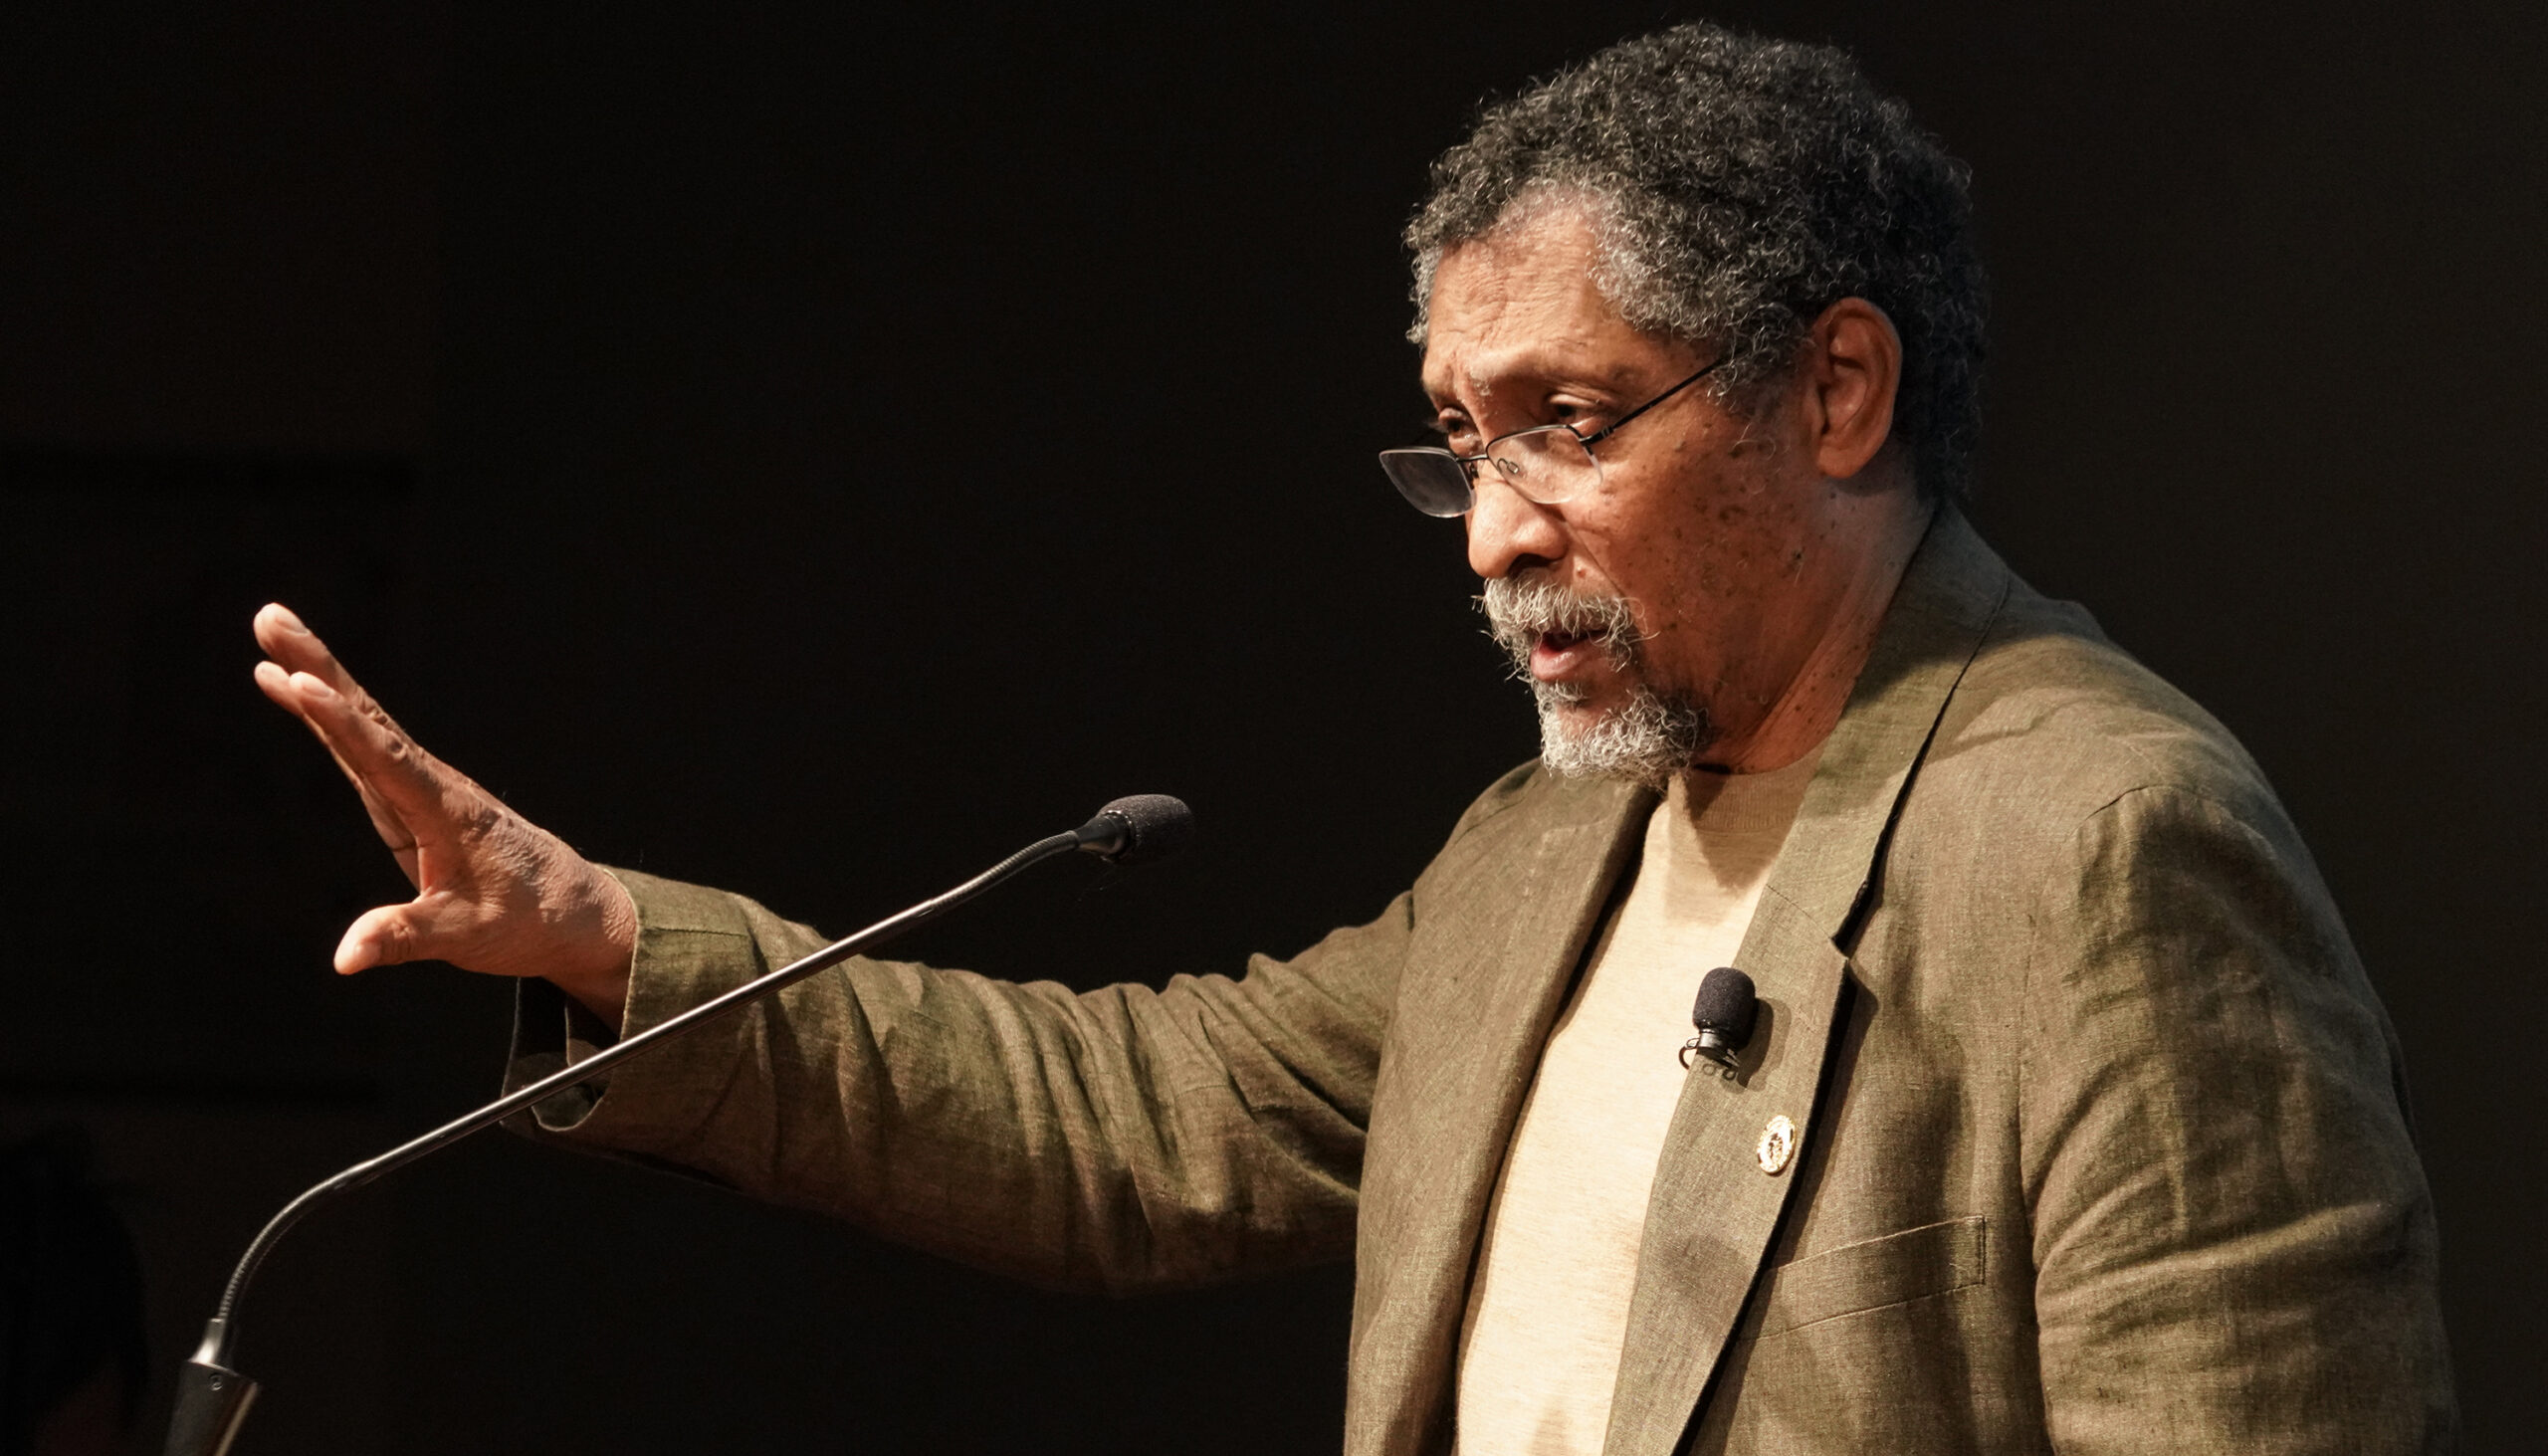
1530,679,1714,787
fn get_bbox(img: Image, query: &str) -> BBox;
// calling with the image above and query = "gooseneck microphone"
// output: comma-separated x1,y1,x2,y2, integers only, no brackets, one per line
1679,965,1759,1071
164,795,1195,1456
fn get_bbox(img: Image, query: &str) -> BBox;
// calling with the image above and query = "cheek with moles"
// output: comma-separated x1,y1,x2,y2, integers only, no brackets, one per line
1524,402,1835,728
1620,430,1862,706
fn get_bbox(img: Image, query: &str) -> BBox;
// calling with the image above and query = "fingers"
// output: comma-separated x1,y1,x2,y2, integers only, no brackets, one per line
254,602,426,753
253,603,373,707
253,605,401,772
250,605,474,835
253,660,425,877
255,657,382,801
251,656,298,709
283,669,468,831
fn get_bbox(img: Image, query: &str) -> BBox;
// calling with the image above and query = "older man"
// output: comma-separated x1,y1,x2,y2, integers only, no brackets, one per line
249,22,2453,1456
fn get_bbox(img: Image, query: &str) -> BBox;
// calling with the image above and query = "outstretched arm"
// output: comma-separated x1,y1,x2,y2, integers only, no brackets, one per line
250,602,638,1023
254,602,1413,1290
509,870,1405,1293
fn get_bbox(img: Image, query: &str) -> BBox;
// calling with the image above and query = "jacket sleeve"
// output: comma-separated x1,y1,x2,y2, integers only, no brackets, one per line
502,868,1410,1295
2020,784,2456,1453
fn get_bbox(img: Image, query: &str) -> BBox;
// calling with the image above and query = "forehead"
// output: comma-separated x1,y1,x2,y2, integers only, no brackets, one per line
1418,207,1655,400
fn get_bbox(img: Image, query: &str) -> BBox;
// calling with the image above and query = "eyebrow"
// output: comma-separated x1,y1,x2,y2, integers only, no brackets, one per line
1423,353,1646,409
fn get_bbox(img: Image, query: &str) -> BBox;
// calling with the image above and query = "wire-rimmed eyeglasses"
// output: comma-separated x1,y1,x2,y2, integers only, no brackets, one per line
1377,354,1728,518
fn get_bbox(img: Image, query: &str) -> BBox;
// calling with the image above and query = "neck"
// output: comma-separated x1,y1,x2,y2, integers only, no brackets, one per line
1698,497,1936,775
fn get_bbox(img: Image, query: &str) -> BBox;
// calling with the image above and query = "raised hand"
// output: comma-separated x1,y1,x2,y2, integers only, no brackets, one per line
251,603,636,1026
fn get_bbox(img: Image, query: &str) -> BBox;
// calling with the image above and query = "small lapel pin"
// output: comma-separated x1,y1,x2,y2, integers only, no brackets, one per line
1757,1115,1797,1175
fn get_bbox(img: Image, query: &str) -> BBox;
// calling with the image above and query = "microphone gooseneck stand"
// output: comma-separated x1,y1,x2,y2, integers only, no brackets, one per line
164,795,1194,1456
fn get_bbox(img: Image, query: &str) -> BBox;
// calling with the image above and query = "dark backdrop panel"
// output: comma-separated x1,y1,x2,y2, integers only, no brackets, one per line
0,4,443,452
0,455,417,1450
0,456,413,1092
3,3,2539,1453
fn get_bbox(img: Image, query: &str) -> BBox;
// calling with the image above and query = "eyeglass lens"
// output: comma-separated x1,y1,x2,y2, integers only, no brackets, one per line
1488,427,1598,504
1377,427,1601,518
1379,450,1475,517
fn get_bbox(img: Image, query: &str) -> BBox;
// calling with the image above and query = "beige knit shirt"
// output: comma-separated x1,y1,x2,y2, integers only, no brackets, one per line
1453,749,1819,1454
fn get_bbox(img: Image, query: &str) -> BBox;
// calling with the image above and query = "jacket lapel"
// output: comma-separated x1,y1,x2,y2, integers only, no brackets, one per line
1601,510,2013,1456
1349,773,1651,1456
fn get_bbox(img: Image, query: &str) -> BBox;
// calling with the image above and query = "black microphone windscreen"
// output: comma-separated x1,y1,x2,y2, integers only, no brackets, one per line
1094,794,1195,866
1692,966,1758,1041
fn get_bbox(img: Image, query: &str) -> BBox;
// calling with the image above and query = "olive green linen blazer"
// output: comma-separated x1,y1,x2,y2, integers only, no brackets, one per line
511,511,2455,1454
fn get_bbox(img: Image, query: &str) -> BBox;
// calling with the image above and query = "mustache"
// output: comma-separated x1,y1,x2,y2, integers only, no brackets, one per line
1477,576,1646,674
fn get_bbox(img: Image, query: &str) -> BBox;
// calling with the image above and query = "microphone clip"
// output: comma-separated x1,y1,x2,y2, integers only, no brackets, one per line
1678,1027,1744,1071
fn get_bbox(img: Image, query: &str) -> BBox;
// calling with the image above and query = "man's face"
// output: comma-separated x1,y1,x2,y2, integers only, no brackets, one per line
1420,206,1887,774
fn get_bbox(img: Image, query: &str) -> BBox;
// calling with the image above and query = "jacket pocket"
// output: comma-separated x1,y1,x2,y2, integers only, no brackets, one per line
1752,1215,1988,1339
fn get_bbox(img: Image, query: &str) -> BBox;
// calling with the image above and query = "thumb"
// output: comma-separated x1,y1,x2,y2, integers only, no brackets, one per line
334,896,473,974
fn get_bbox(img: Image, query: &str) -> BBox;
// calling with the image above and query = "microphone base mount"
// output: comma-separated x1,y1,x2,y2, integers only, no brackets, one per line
164,1357,257,1456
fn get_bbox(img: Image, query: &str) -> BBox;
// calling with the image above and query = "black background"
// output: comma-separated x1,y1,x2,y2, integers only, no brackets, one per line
2,3,2540,1452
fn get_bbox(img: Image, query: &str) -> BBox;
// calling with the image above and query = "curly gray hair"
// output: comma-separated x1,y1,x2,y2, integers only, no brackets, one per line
1407,23,1989,501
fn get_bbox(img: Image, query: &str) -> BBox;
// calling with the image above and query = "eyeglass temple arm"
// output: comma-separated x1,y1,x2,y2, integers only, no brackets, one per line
1579,355,1727,446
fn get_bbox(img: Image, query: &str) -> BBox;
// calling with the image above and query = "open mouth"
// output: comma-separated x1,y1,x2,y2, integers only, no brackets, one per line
1481,576,1641,691
1530,629,1603,682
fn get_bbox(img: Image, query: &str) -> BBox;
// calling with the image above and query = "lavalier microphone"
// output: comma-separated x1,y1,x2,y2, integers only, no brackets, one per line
1680,965,1758,1071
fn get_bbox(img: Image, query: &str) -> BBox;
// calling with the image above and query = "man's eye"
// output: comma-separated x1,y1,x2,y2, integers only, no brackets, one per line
1549,399,1605,429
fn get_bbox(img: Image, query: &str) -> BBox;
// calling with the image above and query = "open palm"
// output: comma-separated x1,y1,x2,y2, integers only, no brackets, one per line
251,603,635,1021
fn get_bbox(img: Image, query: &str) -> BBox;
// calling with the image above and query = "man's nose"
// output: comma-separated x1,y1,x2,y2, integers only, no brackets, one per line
1465,472,1570,580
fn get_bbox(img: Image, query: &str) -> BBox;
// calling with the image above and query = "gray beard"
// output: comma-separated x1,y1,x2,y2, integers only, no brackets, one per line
1478,576,1713,789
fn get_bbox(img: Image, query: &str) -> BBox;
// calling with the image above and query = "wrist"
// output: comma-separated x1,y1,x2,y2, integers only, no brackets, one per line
547,867,637,1030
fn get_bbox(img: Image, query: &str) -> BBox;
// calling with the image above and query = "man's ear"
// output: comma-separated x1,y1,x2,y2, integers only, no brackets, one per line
1806,298,1902,481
